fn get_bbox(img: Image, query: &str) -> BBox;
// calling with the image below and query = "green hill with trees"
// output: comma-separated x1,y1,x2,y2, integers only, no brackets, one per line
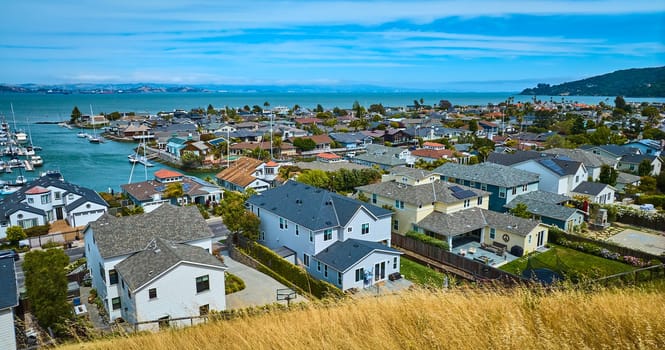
520,67,665,97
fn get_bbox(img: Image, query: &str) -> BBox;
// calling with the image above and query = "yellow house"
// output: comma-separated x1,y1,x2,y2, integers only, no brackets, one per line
356,167,490,235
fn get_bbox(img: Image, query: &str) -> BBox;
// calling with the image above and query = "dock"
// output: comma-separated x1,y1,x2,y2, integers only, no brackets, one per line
24,160,34,172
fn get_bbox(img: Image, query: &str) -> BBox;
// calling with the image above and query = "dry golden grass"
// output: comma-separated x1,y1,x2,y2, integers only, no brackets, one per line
59,286,665,350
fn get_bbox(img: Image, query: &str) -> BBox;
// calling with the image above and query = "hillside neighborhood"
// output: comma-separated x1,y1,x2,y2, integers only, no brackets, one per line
1,96,665,349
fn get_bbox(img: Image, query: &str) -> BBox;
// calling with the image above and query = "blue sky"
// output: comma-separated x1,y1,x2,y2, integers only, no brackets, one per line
2,0,664,90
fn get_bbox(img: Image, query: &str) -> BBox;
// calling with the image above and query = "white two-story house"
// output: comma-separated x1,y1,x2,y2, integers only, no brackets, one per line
246,181,401,291
0,172,108,239
84,204,224,329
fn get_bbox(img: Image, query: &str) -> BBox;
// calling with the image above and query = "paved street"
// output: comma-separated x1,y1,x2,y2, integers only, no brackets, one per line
222,250,307,309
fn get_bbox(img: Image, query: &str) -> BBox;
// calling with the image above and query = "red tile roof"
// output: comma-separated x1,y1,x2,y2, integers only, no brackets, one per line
25,186,50,195
265,161,279,167
154,169,184,179
317,152,341,160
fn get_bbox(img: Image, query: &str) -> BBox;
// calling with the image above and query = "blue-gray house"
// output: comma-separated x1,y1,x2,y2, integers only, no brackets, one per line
433,162,540,212
504,191,585,232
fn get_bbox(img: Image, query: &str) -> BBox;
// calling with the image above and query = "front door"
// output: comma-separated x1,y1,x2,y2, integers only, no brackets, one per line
537,231,545,247
374,261,385,281
55,207,64,220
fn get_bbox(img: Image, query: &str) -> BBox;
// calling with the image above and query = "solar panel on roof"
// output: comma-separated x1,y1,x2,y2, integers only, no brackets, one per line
540,159,564,175
450,186,464,193
452,190,476,200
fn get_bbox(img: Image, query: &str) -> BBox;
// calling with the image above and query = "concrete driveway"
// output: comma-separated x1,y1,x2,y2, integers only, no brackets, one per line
607,229,665,256
222,251,307,309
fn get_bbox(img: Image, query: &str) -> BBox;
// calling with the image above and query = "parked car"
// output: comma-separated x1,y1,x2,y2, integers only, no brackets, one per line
0,249,19,261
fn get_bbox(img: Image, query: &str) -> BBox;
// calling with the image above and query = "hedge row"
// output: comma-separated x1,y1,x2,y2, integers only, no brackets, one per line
635,195,665,209
244,242,344,299
405,230,449,251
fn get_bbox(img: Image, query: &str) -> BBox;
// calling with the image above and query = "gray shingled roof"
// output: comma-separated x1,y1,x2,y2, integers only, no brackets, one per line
356,180,490,206
572,181,613,196
616,171,641,184
115,237,225,291
542,148,617,168
314,239,400,272
510,190,571,205
352,144,408,167
418,208,541,237
432,162,539,188
0,257,18,309
389,166,435,181
537,158,582,176
620,154,660,164
247,181,392,231
487,150,543,166
505,197,581,222
89,204,212,259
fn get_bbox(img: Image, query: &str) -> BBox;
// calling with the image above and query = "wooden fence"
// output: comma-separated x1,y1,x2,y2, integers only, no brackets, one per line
391,233,525,285
26,229,83,248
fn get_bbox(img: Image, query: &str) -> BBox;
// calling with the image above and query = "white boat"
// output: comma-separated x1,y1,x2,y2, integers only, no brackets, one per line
88,105,101,144
14,131,28,144
77,131,90,138
0,185,19,195
30,155,44,167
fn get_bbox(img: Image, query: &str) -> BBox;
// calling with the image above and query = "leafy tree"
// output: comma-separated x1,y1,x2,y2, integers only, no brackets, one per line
638,176,657,193
292,137,317,152
23,249,72,334
571,115,586,135
439,100,452,110
642,128,665,140
180,152,203,169
656,172,665,193
614,96,627,110
638,159,653,176
545,134,573,149
598,165,618,186
252,105,262,114
238,212,260,241
216,191,259,240
510,203,531,219
164,182,184,201
468,120,478,133
263,101,270,108
70,106,82,124
207,104,217,116
6,225,26,244
315,104,324,113
352,100,365,120
368,103,386,115
296,169,330,189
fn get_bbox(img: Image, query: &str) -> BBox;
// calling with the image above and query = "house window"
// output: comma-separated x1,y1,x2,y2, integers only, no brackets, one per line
512,187,517,195
480,183,487,191
317,261,321,272
309,230,313,242
27,198,34,204
469,181,476,187
112,297,121,310
528,235,532,244
361,223,369,235
490,228,496,239
257,208,260,217
54,192,61,200
128,290,132,299
393,257,397,269
199,304,210,316
41,194,51,204
295,224,299,236
522,184,528,191
575,175,579,182
99,263,105,280
337,272,342,285
464,199,470,208
355,268,364,282
324,229,333,241
324,265,328,278
499,189,506,198
260,231,265,240
372,193,377,204
68,194,74,200
348,227,352,232
149,288,157,299
477,197,483,205
303,254,310,267
279,217,284,229
395,200,405,209
196,275,210,293
18,218,38,229
393,220,399,231
109,269,118,285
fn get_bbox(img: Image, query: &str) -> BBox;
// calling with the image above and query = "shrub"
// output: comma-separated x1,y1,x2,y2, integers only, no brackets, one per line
225,272,246,294
25,224,50,237
42,241,63,249
405,231,449,251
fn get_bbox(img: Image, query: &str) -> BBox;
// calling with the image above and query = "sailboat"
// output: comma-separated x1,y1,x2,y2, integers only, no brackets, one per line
128,132,153,183
88,105,101,144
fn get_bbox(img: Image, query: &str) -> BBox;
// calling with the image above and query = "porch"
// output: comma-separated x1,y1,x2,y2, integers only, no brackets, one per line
454,238,519,268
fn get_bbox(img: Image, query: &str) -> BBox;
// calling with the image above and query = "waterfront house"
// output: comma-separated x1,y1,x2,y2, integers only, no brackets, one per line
433,162,540,212
505,191,584,232
122,169,223,212
215,157,279,193
0,256,18,350
165,137,188,159
246,181,400,291
0,173,109,239
84,204,224,328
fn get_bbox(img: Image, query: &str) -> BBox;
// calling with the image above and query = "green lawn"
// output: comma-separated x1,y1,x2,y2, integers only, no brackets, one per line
500,244,636,280
400,257,448,288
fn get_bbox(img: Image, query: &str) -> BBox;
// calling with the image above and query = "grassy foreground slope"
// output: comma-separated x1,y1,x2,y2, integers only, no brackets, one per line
61,287,665,350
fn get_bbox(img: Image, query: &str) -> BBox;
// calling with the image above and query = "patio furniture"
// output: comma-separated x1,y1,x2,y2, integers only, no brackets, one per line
468,247,476,254
459,248,467,256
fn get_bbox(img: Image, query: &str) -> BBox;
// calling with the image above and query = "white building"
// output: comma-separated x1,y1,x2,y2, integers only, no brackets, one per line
246,181,401,291
84,204,224,328
0,172,108,239
512,158,588,196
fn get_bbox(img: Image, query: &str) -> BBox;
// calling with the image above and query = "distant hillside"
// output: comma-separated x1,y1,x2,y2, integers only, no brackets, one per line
520,67,665,97
58,287,665,350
